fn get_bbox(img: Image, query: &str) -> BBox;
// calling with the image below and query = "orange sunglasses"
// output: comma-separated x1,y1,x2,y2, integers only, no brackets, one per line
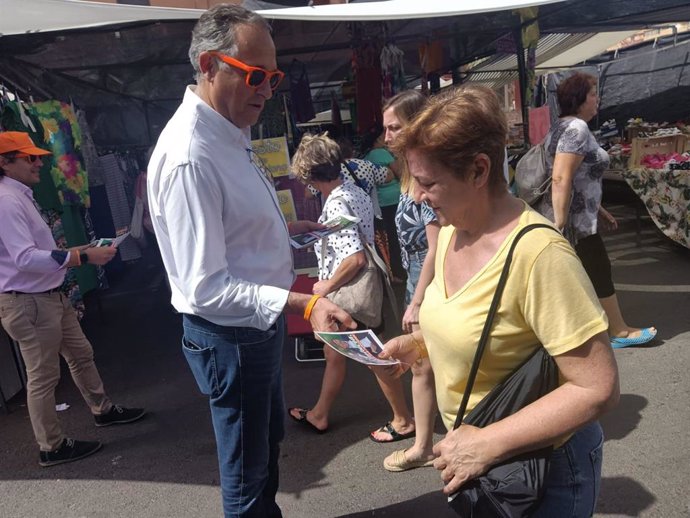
208,51,285,92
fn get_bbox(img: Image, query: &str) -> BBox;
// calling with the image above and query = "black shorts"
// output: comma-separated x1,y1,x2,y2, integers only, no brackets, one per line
574,233,615,298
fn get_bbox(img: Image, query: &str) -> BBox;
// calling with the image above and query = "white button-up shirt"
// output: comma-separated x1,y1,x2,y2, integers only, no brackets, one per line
147,86,294,330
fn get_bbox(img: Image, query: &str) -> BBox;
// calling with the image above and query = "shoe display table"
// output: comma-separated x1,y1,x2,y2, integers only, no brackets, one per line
622,167,690,249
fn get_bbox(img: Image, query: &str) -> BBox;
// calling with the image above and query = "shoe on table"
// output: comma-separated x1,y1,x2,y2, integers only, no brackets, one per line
39,438,102,467
94,405,146,427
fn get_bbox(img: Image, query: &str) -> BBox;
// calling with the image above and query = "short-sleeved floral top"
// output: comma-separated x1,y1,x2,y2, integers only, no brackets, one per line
536,117,610,245
394,193,436,270
314,182,375,281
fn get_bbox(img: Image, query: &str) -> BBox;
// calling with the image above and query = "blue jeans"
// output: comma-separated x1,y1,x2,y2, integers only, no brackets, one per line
182,314,286,518
533,421,604,517
405,250,427,306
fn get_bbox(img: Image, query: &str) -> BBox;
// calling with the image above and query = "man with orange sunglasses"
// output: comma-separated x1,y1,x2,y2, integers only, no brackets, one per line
0,131,146,468
147,5,354,517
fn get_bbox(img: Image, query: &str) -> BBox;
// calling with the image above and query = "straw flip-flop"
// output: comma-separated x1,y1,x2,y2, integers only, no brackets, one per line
611,327,657,349
383,449,435,472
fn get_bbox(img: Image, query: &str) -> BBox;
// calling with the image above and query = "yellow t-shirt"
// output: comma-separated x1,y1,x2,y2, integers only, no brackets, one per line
420,205,608,432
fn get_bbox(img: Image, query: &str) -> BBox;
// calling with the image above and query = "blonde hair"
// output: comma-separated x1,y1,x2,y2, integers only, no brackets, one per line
382,90,427,194
291,132,342,184
392,84,507,191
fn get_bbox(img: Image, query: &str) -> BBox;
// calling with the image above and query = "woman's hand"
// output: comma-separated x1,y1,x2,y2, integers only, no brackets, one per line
402,302,421,333
288,220,326,236
312,280,333,297
378,334,422,377
598,207,618,232
433,425,497,495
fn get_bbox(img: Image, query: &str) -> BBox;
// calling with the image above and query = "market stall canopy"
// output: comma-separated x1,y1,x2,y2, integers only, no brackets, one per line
2,0,689,147
296,108,351,127
257,0,565,21
463,30,638,89
0,0,204,36
597,35,690,123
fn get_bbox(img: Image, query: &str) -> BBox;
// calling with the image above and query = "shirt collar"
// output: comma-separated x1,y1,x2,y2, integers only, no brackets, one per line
184,85,251,147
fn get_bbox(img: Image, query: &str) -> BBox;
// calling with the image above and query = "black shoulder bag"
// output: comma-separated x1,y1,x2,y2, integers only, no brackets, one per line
448,223,560,518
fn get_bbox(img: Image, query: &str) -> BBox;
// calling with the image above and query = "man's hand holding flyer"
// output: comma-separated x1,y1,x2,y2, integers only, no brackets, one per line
289,214,360,249
314,330,400,366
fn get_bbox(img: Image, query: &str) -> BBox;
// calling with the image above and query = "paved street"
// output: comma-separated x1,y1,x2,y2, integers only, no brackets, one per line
1,205,688,518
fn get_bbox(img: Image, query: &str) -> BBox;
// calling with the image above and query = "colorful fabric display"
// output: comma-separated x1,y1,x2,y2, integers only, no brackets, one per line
32,100,90,207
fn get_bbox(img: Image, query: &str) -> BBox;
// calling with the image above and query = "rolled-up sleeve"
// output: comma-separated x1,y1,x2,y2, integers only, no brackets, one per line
159,163,288,330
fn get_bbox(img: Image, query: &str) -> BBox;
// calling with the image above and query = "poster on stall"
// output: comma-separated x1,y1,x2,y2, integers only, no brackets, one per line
250,136,291,178
276,189,297,223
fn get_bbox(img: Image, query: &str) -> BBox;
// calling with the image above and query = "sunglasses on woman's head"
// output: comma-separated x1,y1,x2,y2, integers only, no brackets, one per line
208,51,285,92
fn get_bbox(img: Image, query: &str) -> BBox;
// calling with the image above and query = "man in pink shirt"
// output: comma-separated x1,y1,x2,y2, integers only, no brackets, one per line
0,131,146,467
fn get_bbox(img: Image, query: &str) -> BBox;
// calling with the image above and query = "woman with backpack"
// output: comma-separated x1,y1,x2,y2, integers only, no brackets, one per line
534,72,656,348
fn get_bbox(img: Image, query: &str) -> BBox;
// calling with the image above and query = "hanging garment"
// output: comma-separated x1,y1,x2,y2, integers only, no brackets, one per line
31,100,91,207
353,44,383,134
380,43,407,99
289,60,316,124
83,208,109,291
76,109,106,187
419,40,444,74
99,153,141,262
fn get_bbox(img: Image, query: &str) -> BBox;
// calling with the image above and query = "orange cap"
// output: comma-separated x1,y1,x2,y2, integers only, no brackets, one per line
0,132,52,156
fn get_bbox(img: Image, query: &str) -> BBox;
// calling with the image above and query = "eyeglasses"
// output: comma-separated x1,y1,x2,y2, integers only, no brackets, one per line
209,51,285,92
15,153,41,163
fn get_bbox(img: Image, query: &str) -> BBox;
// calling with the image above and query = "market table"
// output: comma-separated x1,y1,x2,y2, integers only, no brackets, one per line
622,167,690,249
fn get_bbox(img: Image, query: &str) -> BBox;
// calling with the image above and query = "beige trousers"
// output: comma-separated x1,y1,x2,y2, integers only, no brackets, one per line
0,292,111,451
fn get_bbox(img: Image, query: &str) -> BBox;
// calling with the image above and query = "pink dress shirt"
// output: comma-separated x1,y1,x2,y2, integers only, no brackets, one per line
0,176,68,293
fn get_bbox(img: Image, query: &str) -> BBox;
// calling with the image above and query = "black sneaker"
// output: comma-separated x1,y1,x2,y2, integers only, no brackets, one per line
39,438,103,467
94,405,146,427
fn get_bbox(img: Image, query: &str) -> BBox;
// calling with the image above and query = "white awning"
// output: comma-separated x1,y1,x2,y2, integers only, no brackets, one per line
0,0,203,36
296,108,351,127
258,0,565,21
538,31,638,68
0,0,566,36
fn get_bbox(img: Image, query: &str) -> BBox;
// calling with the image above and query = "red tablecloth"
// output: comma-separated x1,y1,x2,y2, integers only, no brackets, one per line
286,273,317,336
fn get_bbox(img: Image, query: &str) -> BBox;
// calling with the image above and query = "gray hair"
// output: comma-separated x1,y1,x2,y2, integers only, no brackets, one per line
189,4,271,82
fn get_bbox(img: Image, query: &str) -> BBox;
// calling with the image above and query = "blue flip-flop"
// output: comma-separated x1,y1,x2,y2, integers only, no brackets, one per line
611,327,657,349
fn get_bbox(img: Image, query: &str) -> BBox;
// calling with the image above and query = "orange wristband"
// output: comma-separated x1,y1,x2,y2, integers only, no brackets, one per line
303,294,322,321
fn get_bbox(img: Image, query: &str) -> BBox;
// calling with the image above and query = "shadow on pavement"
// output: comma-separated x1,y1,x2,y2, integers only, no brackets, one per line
0,269,410,501
334,490,457,517
596,476,656,516
600,393,648,442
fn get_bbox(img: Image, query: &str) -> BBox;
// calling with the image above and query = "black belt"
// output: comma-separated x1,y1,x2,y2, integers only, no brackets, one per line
2,287,61,295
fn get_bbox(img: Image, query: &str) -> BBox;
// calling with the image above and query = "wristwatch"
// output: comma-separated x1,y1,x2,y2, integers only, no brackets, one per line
79,251,89,264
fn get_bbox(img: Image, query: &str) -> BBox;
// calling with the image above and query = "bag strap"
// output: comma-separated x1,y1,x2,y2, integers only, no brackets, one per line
452,223,558,430
324,195,400,323
342,160,367,192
